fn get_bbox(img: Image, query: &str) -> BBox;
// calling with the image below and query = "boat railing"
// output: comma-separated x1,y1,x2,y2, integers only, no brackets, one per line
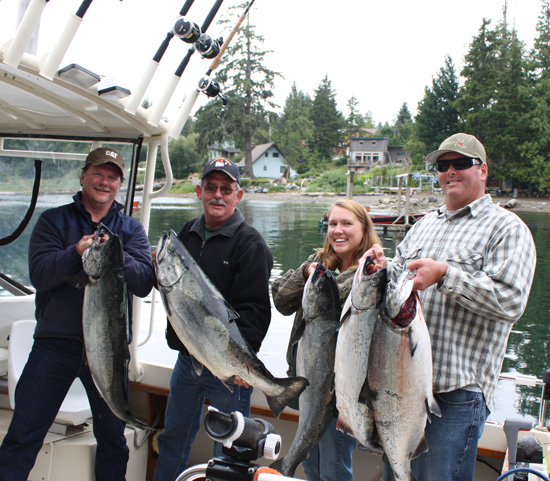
498,371,550,429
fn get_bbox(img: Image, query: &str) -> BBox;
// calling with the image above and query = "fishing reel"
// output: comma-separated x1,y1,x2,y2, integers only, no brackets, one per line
198,77,229,105
173,17,201,43
203,406,281,462
195,34,223,59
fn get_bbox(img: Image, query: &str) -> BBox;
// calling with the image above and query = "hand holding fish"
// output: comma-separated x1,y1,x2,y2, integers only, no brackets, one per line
233,376,251,388
302,262,318,279
360,244,386,273
407,258,448,291
76,234,96,257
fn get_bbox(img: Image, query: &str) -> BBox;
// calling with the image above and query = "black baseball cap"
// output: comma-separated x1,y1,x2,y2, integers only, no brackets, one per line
201,157,240,184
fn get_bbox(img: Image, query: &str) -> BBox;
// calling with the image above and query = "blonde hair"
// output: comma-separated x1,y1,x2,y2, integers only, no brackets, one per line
317,199,381,272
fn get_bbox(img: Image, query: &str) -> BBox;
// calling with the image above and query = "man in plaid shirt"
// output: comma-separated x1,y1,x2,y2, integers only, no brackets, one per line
366,133,536,481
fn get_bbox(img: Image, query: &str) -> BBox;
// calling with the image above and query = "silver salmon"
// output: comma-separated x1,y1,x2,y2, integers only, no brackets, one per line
155,230,308,418
82,224,153,431
334,258,386,455
364,270,441,481
273,263,341,476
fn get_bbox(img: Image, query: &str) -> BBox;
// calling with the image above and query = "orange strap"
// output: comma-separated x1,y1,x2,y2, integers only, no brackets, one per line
253,467,282,481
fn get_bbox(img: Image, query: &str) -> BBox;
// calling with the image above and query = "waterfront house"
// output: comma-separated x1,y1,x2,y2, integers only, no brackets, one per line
238,142,296,179
348,137,409,173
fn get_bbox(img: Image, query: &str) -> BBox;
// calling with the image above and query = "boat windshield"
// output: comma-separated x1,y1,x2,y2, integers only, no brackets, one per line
0,137,137,296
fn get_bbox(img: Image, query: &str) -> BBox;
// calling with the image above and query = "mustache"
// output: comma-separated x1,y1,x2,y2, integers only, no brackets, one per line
209,199,226,207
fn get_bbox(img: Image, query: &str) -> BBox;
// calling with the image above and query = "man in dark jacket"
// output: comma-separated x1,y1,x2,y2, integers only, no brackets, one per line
0,147,155,481
153,158,273,481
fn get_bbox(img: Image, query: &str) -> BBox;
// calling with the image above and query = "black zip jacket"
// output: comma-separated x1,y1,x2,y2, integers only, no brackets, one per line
166,209,273,353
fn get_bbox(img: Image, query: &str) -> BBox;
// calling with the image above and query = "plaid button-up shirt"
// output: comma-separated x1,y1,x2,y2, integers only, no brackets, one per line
388,194,536,411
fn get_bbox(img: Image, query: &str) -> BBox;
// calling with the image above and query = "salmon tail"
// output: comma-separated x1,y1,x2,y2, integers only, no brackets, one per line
266,376,309,418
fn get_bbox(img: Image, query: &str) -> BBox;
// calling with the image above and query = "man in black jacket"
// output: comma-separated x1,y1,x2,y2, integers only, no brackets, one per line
153,158,273,481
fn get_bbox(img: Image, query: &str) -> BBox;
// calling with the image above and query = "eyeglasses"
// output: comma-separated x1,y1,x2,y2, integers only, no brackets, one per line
435,157,483,172
202,183,237,195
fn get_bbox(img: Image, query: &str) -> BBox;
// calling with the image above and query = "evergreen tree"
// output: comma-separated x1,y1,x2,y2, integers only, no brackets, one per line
194,3,281,178
414,55,460,154
310,75,345,163
458,17,532,187
456,18,499,143
394,102,413,143
345,96,366,138
523,0,550,193
272,83,314,174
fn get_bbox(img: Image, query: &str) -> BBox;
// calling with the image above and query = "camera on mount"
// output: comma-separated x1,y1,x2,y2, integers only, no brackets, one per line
204,406,281,462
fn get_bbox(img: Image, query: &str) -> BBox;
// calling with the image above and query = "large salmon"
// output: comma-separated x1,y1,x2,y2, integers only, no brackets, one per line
155,230,308,418
334,258,386,454
82,224,154,431
273,263,341,476
363,269,441,481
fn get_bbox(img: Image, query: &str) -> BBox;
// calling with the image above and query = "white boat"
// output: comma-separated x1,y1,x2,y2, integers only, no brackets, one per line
1,2,550,481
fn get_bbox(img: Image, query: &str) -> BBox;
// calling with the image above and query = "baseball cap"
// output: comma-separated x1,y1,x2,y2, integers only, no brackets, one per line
201,157,240,184
425,133,486,163
85,147,125,176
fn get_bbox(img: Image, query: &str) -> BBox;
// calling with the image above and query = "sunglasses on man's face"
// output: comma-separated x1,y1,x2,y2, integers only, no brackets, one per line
436,157,483,172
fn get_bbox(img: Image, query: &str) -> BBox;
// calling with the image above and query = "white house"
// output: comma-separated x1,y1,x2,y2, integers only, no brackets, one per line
238,142,296,179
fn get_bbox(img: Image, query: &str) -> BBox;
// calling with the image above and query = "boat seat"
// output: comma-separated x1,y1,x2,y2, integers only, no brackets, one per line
8,320,92,429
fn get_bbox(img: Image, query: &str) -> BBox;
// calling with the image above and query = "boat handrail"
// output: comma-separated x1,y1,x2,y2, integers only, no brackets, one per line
499,371,550,429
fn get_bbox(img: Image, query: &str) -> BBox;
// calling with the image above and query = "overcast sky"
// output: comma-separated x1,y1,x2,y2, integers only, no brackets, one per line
0,0,544,125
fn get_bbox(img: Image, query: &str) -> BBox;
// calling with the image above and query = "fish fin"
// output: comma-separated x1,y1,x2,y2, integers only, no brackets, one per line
159,288,172,317
266,376,309,418
63,275,90,289
223,300,240,323
288,318,306,347
426,395,442,420
409,325,420,357
357,441,384,456
358,374,373,405
338,302,352,330
412,435,429,459
190,356,204,377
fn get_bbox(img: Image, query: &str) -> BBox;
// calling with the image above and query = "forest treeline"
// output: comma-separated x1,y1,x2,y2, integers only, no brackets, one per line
4,1,550,196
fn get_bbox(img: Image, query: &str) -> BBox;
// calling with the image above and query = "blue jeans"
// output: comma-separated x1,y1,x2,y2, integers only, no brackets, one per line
302,416,356,481
0,338,128,481
153,353,252,481
382,389,488,481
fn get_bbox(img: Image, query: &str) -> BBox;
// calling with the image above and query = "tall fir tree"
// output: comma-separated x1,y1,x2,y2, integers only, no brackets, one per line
414,55,460,154
272,83,314,174
523,0,550,192
345,96,366,138
194,3,281,178
310,75,345,163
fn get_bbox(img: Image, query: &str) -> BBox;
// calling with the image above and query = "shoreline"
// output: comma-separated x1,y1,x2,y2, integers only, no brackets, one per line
172,191,550,214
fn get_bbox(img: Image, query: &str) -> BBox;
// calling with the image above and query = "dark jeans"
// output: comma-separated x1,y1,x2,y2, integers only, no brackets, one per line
0,337,128,481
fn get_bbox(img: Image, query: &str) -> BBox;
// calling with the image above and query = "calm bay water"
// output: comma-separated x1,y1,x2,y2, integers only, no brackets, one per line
1,193,549,424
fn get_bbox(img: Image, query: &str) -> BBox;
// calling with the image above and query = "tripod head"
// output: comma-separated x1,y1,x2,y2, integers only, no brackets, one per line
204,406,282,462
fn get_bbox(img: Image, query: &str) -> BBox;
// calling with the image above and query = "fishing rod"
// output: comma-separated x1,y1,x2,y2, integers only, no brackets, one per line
168,0,256,139
40,0,95,79
147,0,225,126
4,0,50,68
125,0,199,114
